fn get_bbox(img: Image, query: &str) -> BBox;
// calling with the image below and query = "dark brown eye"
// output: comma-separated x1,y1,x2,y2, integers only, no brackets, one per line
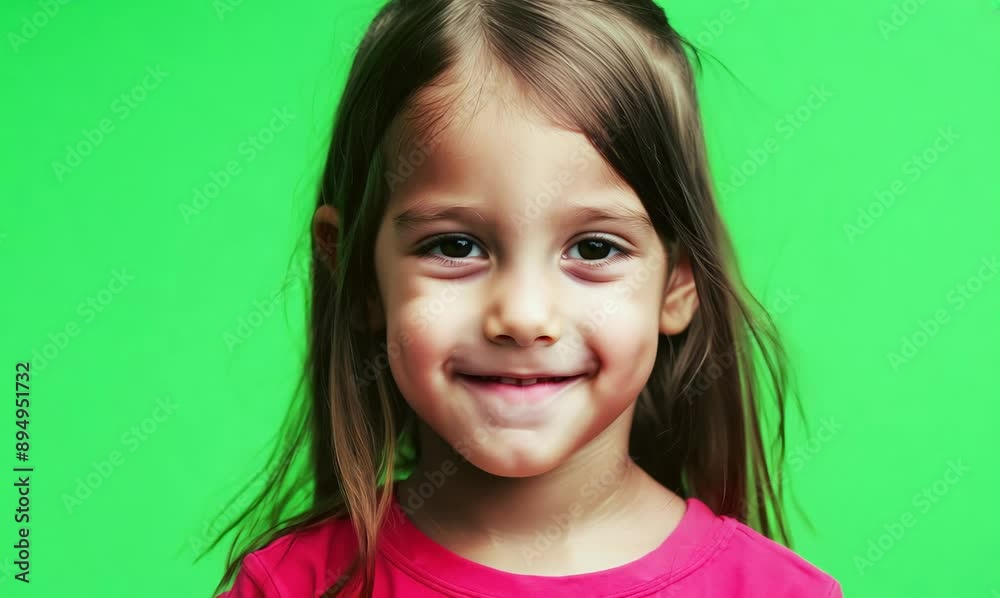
575,239,612,260
440,237,474,258
418,235,484,262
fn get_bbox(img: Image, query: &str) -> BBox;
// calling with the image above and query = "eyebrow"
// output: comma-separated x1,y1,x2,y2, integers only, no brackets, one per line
567,205,655,235
392,202,654,235
393,205,487,232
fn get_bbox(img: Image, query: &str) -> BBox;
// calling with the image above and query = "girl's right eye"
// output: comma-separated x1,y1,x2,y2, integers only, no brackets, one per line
416,235,485,266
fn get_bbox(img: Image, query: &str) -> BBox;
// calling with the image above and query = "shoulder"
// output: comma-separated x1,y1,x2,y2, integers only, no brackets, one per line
708,516,842,597
217,516,358,598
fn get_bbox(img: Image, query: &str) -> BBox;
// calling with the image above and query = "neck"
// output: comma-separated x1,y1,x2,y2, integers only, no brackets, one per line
393,409,684,573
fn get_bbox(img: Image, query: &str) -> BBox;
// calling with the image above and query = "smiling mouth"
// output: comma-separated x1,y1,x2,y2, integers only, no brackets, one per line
457,374,585,386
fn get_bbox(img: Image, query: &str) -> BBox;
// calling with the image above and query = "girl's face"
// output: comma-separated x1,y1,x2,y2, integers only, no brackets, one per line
371,90,698,478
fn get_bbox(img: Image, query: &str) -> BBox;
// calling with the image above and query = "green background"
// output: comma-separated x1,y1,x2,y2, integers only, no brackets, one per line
2,0,997,596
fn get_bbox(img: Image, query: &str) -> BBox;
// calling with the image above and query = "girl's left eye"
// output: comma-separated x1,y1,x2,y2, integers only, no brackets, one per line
566,237,626,262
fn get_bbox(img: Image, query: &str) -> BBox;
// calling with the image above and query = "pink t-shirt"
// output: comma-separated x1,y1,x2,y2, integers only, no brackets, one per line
219,492,841,597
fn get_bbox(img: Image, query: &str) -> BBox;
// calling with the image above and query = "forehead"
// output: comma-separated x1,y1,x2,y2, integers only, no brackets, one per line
382,78,633,211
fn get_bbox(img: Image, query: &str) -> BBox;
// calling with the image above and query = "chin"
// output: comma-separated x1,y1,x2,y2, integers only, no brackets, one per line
458,434,573,478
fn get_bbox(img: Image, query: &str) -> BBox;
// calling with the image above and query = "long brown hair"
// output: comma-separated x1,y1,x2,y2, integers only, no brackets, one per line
205,1,799,595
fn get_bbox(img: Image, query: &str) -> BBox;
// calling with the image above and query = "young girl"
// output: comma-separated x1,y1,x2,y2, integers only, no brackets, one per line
209,0,841,596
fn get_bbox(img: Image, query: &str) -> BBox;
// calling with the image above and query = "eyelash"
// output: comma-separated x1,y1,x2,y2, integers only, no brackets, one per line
414,234,632,269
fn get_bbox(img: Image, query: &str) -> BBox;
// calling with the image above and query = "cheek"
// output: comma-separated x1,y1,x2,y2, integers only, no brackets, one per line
385,283,472,389
580,279,663,390
386,301,437,388
598,308,659,371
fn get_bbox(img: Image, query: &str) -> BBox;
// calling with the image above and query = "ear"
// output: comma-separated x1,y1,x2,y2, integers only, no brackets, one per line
659,247,699,336
312,204,340,274
312,204,386,332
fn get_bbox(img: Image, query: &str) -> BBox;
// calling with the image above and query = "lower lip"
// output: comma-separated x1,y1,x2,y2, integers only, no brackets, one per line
456,374,587,406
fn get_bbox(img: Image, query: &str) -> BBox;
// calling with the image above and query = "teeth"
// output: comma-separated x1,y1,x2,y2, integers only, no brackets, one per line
465,374,577,385
499,377,537,385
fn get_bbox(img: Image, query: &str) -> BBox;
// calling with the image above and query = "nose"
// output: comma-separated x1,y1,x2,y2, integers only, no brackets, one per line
483,266,561,347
